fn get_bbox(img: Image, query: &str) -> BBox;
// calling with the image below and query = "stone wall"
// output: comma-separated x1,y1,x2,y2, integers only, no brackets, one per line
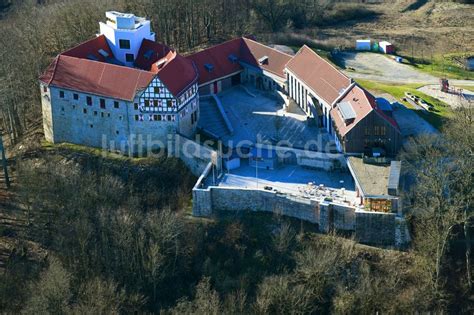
355,211,396,246
170,133,221,177
192,183,404,246
209,187,320,224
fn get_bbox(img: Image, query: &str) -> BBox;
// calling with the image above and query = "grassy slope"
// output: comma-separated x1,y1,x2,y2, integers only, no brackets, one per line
356,79,452,130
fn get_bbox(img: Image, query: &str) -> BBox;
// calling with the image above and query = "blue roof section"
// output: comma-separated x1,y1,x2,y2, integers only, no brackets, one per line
376,97,393,112
338,101,356,120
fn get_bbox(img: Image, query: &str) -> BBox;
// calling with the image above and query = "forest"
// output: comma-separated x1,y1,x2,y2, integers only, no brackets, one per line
0,0,472,314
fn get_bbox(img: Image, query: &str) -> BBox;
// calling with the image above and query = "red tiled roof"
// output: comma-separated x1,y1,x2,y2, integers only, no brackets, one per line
331,85,400,137
286,45,352,104
135,39,171,71
240,38,292,78
154,51,198,97
133,39,197,96
40,55,155,101
62,35,114,63
186,36,292,86
186,38,244,85
40,36,198,99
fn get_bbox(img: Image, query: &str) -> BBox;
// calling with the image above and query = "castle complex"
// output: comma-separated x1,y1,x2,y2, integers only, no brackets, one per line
40,12,409,247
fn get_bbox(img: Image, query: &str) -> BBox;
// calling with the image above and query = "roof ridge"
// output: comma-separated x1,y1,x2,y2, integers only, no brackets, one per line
62,35,106,56
242,37,294,57
59,54,156,74
185,37,244,57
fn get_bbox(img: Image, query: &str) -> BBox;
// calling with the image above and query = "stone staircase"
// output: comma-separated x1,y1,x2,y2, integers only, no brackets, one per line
198,97,232,139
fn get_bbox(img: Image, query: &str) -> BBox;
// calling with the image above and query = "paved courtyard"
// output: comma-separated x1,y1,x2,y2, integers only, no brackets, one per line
218,87,333,150
208,161,358,206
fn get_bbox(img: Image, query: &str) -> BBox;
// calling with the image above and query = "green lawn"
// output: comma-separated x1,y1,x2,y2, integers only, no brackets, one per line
356,79,453,130
403,53,474,80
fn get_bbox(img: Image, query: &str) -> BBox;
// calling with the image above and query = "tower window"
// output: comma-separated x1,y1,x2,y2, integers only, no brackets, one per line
114,101,119,109
86,96,92,106
59,91,65,98
100,98,106,109
119,39,130,49
73,93,79,100
125,53,134,62
83,108,87,114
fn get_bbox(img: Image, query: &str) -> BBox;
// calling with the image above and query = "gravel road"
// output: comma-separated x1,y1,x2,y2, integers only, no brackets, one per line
337,52,474,86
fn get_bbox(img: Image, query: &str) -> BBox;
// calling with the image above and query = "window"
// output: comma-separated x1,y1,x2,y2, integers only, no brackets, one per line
364,127,371,136
134,103,139,110
59,91,65,98
116,130,119,135
101,112,105,118
153,100,158,107
61,106,64,112
380,126,386,136
90,124,93,128
125,53,134,62
144,100,150,107
154,87,160,94
114,101,119,109
94,111,98,116
119,115,123,120
43,86,48,93
73,93,79,100
100,98,106,109
167,100,172,108
134,115,139,121
83,108,87,114
119,39,130,49
153,114,161,121
86,96,92,106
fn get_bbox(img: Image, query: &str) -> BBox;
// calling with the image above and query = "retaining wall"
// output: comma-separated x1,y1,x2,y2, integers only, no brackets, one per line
192,183,406,246
169,133,221,177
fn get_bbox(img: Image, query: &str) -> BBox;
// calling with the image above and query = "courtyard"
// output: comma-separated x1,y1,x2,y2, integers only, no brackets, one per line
208,86,334,151
205,160,358,207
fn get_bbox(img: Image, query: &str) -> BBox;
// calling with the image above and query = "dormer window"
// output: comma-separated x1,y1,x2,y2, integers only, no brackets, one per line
204,63,214,72
144,49,154,60
98,49,109,58
228,54,238,63
258,56,268,65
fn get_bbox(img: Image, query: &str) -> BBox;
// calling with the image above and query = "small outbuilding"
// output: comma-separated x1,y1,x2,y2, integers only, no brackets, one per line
379,41,394,54
356,40,371,51
224,152,241,171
